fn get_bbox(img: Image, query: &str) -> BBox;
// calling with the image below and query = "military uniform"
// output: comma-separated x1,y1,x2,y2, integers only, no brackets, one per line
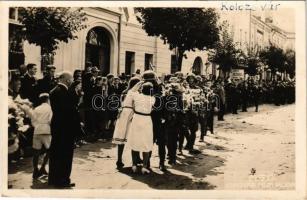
163,83,183,165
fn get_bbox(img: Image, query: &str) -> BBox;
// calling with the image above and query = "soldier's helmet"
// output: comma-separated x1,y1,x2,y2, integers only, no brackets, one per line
142,70,157,81
186,73,196,82
175,71,184,77
195,75,202,82
169,77,179,83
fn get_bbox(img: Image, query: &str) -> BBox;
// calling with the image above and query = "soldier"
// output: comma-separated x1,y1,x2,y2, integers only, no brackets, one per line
250,80,261,112
142,70,166,171
215,81,226,121
228,80,240,114
163,77,184,165
184,73,201,154
204,81,217,135
238,80,249,112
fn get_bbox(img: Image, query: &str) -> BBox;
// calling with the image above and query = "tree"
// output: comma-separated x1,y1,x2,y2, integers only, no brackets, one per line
244,44,262,76
135,8,220,71
284,49,295,78
18,7,87,69
208,21,241,74
259,43,286,76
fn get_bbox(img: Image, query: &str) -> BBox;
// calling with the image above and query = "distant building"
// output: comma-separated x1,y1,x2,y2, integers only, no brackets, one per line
219,10,295,80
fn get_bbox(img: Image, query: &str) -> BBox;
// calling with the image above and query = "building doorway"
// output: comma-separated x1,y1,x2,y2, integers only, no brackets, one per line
85,27,111,75
192,57,203,75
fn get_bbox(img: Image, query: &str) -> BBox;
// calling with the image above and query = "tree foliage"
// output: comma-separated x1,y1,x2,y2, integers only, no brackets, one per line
208,21,241,73
284,49,295,78
135,8,220,71
243,44,262,76
18,7,87,54
259,43,287,75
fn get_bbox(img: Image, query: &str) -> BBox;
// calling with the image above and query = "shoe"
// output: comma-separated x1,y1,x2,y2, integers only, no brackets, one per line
55,183,76,188
159,164,167,172
32,169,41,179
199,139,204,142
116,161,124,170
168,160,176,165
136,158,143,166
141,167,150,174
189,149,201,154
39,168,48,175
132,165,137,173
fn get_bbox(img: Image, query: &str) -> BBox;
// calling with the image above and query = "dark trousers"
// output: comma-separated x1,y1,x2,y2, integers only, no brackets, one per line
241,99,248,112
231,101,238,114
199,114,208,139
154,119,166,165
207,111,214,134
254,99,259,112
48,139,74,186
218,103,225,120
187,114,198,150
178,126,189,151
167,126,179,163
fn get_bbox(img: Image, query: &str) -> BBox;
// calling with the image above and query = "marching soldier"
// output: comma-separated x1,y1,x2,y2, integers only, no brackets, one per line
184,73,201,154
163,77,184,165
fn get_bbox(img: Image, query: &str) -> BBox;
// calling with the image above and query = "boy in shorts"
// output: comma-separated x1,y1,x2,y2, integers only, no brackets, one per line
21,93,52,179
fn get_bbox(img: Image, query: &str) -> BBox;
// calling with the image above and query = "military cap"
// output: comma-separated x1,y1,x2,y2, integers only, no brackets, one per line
46,65,56,70
186,73,196,80
106,74,114,79
91,66,100,72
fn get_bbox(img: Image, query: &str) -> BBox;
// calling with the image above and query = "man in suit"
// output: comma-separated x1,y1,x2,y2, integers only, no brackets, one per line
36,65,57,95
20,63,38,105
48,72,81,188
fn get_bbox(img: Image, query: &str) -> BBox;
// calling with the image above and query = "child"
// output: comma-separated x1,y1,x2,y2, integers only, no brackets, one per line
20,93,52,179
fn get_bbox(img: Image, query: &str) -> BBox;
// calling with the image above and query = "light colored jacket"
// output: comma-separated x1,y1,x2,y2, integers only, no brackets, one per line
23,103,52,135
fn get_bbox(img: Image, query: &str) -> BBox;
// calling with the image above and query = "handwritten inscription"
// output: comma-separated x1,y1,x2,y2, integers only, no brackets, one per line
221,2,281,11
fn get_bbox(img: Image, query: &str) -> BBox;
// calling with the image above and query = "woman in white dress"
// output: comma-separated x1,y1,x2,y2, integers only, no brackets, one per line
127,82,155,174
112,77,141,169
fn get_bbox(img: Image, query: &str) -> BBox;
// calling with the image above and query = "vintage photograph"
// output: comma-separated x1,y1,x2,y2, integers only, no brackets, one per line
2,1,305,197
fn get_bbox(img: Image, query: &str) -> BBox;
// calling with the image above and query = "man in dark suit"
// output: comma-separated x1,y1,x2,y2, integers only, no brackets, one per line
48,72,81,188
20,63,38,105
36,65,57,95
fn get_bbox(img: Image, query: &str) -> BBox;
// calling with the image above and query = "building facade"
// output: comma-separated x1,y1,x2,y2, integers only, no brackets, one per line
8,8,294,79
9,7,210,78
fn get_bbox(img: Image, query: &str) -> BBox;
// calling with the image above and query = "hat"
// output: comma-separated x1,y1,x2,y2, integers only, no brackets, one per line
91,66,100,72
196,75,202,81
114,76,120,80
175,72,183,77
107,74,114,79
142,70,157,81
169,77,178,83
39,93,49,98
46,65,56,70
186,73,196,80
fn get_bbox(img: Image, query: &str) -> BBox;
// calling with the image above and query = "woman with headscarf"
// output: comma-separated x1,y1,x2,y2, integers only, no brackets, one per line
113,77,141,169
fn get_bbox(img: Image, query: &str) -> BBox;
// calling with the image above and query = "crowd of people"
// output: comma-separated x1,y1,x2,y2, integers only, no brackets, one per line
8,62,295,187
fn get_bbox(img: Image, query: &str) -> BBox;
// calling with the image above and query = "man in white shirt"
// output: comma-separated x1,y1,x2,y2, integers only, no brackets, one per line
21,93,52,179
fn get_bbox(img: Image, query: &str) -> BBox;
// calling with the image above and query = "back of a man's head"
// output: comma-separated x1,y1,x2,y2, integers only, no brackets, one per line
58,71,73,87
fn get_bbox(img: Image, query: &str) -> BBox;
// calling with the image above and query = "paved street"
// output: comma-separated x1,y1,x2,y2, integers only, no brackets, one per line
8,104,295,190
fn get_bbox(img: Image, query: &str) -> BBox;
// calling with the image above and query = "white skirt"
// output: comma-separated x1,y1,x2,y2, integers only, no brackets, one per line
126,114,153,152
112,108,133,144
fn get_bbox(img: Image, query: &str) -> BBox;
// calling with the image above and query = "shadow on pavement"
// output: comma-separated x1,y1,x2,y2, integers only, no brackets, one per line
119,166,216,190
